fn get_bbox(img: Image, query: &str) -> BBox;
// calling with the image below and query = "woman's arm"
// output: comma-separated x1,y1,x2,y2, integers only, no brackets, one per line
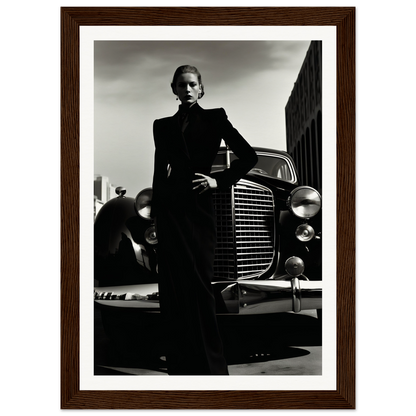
150,120,169,218
211,108,258,189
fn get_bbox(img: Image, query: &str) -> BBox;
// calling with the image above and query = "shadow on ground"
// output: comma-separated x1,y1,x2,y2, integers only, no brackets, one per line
94,305,321,375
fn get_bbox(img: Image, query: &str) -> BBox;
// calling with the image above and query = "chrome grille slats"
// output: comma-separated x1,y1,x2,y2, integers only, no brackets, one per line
213,180,275,280
212,187,235,279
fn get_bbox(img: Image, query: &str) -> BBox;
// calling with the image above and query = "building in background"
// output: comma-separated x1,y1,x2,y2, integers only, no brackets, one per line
285,41,322,195
94,175,117,219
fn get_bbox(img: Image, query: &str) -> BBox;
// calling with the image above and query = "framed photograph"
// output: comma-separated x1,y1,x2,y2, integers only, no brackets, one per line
61,7,355,409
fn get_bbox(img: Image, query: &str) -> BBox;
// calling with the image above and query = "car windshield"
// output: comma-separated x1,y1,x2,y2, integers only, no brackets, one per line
211,151,296,183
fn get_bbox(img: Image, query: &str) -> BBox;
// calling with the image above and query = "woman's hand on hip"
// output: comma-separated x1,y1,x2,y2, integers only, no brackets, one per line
192,173,218,194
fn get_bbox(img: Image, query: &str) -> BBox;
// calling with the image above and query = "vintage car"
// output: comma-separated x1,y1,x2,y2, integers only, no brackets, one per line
94,147,322,357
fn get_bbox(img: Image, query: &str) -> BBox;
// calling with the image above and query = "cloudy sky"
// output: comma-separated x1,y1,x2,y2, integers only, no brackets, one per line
94,40,311,196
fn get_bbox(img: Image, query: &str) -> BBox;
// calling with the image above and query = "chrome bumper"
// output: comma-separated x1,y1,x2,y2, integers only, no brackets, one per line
94,278,322,315
212,278,321,315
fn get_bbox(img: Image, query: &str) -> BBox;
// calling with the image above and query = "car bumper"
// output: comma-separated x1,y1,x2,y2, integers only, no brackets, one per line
94,278,322,315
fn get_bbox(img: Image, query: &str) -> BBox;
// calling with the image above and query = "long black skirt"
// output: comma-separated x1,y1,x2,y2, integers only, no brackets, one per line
156,188,228,375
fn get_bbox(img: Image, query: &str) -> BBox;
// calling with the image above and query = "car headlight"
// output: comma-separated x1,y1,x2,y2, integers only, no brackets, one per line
135,188,153,220
287,186,321,219
295,224,315,242
285,256,305,277
144,226,158,245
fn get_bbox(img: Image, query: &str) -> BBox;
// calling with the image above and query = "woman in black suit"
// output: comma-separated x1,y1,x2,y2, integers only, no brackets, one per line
151,65,258,375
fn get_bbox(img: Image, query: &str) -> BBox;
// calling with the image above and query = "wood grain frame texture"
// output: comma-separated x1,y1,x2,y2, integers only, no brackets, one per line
61,7,355,409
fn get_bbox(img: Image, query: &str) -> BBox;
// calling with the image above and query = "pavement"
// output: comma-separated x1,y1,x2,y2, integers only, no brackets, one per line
94,304,322,376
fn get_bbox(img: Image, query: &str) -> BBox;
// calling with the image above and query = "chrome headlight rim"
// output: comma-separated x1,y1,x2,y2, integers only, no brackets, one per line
295,223,316,242
287,186,322,219
144,225,158,245
134,188,153,220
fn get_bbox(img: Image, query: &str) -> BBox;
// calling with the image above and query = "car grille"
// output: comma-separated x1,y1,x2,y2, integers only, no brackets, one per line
213,179,275,280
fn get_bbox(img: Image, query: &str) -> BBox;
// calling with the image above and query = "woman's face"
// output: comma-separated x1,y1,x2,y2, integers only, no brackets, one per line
174,73,201,106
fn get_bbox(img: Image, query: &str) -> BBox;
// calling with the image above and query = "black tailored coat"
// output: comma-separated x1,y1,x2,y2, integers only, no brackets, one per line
151,103,257,375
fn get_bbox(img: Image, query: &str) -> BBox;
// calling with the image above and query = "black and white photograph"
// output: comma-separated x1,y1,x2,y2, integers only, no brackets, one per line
91,36,329,382
91,35,330,376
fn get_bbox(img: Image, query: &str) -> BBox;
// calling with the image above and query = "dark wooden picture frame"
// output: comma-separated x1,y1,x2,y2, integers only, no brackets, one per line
61,7,355,409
